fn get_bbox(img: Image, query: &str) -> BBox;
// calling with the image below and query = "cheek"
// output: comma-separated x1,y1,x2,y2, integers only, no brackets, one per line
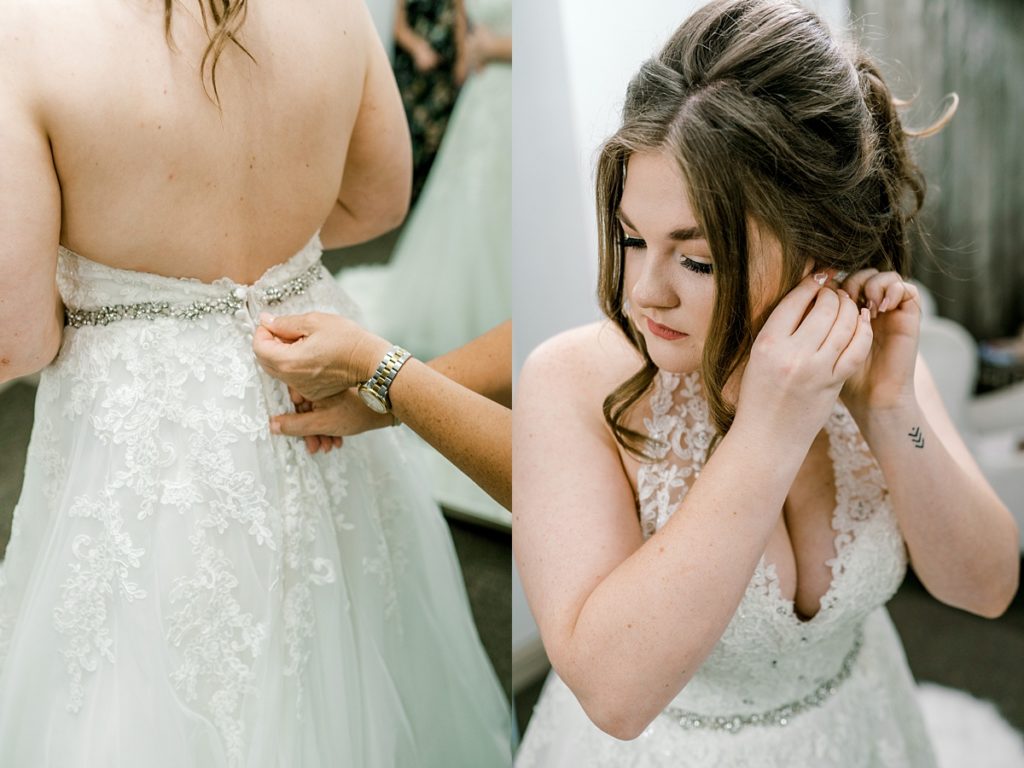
693,282,716,337
621,255,640,300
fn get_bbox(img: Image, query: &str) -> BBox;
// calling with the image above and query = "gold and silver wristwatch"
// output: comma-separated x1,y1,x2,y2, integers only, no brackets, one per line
358,345,412,415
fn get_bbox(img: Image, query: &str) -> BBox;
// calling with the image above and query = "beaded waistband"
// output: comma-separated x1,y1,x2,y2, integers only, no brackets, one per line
64,261,324,328
662,625,864,735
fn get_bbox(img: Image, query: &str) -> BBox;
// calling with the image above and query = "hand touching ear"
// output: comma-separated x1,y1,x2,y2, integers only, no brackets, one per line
737,271,873,442
836,270,922,416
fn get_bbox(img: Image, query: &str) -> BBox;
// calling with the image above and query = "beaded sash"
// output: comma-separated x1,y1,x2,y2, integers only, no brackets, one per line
64,261,324,328
662,624,865,734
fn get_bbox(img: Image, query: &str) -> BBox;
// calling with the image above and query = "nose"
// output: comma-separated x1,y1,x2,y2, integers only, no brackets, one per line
631,253,679,312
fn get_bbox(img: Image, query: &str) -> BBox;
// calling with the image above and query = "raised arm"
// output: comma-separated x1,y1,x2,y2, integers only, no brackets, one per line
0,24,64,384
838,271,1019,618
514,279,872,740
320,2,412,250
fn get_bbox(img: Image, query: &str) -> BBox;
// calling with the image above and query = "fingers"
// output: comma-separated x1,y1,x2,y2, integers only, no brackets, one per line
790,286,841,346
272,410,333,439
834,306,873,379
764,271,840,337
837,268,879,308
818,289,860,356
252,324,285,367
258,312,312,342
840,270,915,317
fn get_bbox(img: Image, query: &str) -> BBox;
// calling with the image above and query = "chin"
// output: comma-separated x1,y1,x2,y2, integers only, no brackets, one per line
642,334,702,375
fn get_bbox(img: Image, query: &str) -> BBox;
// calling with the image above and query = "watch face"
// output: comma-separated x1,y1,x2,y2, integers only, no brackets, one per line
359,386,389,414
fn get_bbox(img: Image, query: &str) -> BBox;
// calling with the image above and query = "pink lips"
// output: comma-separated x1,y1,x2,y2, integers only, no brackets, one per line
645,317,687,340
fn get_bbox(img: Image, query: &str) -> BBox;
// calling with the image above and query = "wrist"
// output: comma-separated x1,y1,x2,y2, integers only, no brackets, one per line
729,406,818,474
351,334,393,385
858,396,923,444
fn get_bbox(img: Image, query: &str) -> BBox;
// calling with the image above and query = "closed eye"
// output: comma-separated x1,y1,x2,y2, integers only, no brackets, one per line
680,256,714,275
623,235,713,275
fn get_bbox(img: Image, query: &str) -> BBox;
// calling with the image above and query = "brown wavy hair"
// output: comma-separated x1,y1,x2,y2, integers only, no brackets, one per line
598,0,955,457
163,0,255,104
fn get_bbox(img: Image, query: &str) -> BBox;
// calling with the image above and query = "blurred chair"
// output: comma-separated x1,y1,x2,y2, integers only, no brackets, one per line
913,281,1024,550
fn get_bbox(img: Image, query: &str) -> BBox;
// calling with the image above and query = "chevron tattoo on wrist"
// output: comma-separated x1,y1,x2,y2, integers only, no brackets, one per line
907,426,925,448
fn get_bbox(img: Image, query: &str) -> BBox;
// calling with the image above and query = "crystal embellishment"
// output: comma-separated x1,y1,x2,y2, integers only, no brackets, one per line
64,262,324,328
663,624,865,734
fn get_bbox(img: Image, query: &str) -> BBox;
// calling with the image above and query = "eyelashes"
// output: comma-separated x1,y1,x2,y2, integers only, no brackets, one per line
620,236,714,276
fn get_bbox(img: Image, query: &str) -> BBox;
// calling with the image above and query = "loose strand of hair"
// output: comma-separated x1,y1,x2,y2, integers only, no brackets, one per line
163,0,256,107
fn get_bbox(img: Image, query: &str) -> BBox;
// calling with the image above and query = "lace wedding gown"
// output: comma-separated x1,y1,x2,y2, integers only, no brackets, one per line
516,371,938,767
0,234,511,767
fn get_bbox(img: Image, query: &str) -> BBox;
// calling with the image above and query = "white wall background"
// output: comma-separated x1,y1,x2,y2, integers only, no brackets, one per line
512,0,852,668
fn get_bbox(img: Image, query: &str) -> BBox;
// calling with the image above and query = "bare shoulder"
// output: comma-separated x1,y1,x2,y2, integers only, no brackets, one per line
0,0,33,72
521,320,645,406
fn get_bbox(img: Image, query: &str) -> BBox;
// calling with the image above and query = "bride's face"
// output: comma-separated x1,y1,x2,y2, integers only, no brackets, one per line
619,151,715,375
620,150,784,375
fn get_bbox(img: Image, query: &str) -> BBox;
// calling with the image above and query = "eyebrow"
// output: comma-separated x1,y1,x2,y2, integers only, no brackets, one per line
617,208,704,242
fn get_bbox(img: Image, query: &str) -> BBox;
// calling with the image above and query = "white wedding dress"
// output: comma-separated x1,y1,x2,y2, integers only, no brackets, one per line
516,371,939,767
0,234,512,767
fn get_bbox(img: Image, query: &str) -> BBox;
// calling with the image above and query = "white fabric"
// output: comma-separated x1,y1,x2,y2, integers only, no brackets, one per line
516,371,937,766
918,683,1024,768
0,235,511,766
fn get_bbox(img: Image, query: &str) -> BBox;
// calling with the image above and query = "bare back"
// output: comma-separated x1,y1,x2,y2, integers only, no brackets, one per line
20,0,374,282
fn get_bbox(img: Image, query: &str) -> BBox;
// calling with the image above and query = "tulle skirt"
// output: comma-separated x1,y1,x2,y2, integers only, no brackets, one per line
0,242,511,766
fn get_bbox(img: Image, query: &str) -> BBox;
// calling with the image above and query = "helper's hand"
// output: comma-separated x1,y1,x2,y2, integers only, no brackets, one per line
252,311,390,402
272,386,395,453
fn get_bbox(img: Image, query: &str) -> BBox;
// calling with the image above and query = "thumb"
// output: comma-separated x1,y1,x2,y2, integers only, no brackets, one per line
259,312,310,342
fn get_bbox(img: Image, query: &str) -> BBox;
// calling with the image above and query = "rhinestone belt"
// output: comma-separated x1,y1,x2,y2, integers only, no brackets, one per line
663,625,864,734
64,261,324,328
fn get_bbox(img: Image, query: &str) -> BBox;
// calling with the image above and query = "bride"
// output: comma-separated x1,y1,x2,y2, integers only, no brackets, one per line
0,0,510,765
513,1,1018,765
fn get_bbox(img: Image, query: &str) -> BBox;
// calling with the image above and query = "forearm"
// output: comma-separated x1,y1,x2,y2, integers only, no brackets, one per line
392,1,427,56
389,359,511,509
427,321,511,406
483,36,512,64
454,0,467,59
860,402,1019,617
556,416,808,738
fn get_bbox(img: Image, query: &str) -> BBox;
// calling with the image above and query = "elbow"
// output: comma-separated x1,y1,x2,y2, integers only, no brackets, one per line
555,661,661,741
585,707,653,742
975,559,1019,620
953,543,1020,620
0,332,61,384
380,193,410,235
